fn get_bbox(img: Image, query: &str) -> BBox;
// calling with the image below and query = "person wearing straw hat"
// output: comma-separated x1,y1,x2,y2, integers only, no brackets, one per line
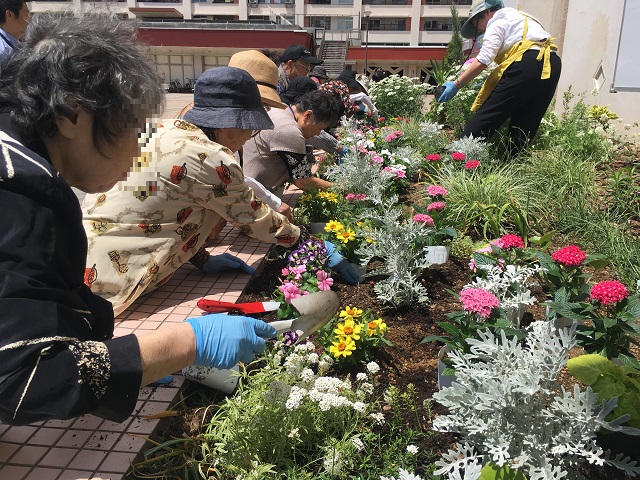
437,0,561,157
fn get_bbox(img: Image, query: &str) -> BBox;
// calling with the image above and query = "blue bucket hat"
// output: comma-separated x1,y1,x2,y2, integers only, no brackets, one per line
184,66,274,131
461,0,504,39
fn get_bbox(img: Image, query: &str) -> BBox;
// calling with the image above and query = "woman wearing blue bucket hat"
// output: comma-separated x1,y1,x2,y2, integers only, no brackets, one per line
438,0,561,158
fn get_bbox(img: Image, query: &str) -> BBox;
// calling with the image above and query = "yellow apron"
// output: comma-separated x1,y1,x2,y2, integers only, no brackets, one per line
471,14,557,112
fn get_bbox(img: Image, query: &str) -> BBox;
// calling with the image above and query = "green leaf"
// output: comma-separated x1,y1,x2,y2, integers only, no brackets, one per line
567,354,620,384
592,374,627,400
603,316,618,329
585,254,609,269
479,462,527,480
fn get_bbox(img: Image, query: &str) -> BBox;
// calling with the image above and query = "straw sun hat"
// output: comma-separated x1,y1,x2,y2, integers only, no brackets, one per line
228,50,286,109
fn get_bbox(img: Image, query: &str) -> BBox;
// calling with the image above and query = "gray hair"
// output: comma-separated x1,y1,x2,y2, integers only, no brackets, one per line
0,13,164,150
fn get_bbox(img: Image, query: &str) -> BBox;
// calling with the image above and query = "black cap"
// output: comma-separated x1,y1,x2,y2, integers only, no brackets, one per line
335,70,367,95
281,44,322,65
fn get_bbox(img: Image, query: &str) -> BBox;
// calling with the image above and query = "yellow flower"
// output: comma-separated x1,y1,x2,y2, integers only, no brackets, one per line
334,319,362,340
356,221,363,227
340,306,363,319
366,318,387,336
337,229,356,243
329,336,356,358
325,220,344,233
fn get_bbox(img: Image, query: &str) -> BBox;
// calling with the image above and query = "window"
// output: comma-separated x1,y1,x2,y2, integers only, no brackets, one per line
310,16,331,29
612,0,640,92
362,18,406,31
425,0,471,4
337,16,353,31
423,17,453,31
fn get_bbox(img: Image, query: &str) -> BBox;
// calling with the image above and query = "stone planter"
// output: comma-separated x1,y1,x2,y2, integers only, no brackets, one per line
437,346,456,390
182,365,239,394
309,222,326,234
424,246,450,265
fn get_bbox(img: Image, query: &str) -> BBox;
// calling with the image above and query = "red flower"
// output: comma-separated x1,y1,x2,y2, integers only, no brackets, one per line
464,160,480,170
451,151,466,161
590,281,628,305
496,234,524,249
425,153,442,162
552,245,587,266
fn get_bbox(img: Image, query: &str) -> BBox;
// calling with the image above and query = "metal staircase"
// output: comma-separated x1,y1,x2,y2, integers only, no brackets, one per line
320,40,349,78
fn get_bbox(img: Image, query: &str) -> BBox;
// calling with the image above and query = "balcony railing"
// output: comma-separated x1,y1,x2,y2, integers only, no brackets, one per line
425,0,471,5
364,0,409,5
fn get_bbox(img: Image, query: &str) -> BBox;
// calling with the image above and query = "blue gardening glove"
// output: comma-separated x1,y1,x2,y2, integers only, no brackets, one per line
324,241,360,284
185,314,277,369
437,81,459,103
202,252,255,275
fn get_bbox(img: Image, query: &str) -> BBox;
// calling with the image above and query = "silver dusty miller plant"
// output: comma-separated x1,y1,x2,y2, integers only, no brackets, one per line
357,199,432,307
433,322,640,480
448,134,491,163
325,150,394,205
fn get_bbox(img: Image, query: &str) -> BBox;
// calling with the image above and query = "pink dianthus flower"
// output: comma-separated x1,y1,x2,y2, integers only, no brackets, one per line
552,245,587,266
425,153,442,162
496,234,525,250
345,193,356,202
426,185,448,197
451,151,466,161
355,193,367,200
371,155,384,164
412,214,434,226
464,160,480,170
427,201,446,212
590,281,628,306
459,288,500,319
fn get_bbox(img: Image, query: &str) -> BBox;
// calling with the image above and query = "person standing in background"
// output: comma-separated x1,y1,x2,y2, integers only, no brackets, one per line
437,0,561,157
0,0,28,65
277,44,322,94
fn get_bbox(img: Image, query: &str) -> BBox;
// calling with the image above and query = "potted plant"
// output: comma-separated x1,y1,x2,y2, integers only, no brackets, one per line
547,279,640,368
414,184,457,264
295,189,343,233
421,287,520,389
432,322,640,480
322,218,373,281
567,353,640,456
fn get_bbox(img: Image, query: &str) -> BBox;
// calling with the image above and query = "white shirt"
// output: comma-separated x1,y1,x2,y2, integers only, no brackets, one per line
476,8,552,66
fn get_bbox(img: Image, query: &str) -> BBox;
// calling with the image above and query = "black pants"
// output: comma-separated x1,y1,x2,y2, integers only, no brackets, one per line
462,49,562,157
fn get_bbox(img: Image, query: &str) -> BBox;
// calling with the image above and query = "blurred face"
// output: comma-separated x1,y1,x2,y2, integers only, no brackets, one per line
472,9,494,35
5,1,29,39
47,109,144,193
285,59,311,80
297,109,329,139
214,128,254,153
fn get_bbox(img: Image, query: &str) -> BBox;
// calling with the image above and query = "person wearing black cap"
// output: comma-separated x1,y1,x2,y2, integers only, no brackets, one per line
83,67,308,315
437,0,561,157
308,65,329,85
277,44,322,94
280,76,318,106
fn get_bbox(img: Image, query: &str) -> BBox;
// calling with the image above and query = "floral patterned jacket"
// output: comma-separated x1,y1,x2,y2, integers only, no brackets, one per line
82,120,300,315
0,120,141,425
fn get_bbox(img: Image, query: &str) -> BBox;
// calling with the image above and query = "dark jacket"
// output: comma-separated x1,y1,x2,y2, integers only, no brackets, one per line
0,111,142,425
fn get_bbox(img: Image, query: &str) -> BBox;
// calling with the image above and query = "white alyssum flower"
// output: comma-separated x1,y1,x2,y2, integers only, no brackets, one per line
285,386,308,410
351,436,365,451
367,361,380,374
352,401,366,413
406,445,419,455
300,368,315,383
356,372,368,382
323,449,344,475
370,412,385,425
288,427,300,439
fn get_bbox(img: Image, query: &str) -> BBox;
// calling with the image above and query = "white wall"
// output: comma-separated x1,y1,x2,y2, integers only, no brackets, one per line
556,0,639,136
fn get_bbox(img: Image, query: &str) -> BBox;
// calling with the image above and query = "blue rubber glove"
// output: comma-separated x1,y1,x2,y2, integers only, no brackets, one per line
202,252,255,275
185,314,277,369
437,81,459,103
324,241,360,284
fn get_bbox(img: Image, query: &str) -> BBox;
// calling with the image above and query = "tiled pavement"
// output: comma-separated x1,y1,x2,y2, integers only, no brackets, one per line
0,94,302,480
